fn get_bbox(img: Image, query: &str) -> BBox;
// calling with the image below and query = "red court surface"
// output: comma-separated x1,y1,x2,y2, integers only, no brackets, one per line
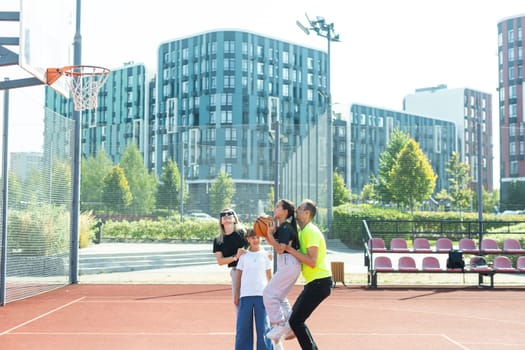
1,284,524,350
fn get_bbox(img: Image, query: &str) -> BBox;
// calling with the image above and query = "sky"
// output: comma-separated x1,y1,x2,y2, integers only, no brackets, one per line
2,0,525,186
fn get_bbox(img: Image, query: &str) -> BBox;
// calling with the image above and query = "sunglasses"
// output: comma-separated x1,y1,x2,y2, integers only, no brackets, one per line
220,211,235,217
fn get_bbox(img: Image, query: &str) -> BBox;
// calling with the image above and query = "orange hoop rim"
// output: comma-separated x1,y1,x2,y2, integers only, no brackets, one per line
46,65,110,85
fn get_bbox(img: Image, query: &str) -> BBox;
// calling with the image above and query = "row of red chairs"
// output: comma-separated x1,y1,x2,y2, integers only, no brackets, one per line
374,255,525,273
368,237,525,254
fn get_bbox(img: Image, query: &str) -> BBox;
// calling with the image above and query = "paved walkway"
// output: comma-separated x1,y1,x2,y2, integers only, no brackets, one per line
78,241,366,284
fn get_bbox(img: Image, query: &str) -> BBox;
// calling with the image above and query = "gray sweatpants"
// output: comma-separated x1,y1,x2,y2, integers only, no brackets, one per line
263,253,301,325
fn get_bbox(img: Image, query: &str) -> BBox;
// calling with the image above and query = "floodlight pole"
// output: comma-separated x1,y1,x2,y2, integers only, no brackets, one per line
70,0,82,284
297,15,339,237
476,106,483,242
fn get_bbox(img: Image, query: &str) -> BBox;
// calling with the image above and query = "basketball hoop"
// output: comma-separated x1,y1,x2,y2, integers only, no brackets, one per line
47,65,110,111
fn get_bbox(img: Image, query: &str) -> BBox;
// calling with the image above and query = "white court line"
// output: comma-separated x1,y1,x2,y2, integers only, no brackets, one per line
0,297,85,336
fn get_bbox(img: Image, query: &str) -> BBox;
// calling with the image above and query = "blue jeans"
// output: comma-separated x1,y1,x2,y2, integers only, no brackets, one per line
288,277,332,350
235,295,273,350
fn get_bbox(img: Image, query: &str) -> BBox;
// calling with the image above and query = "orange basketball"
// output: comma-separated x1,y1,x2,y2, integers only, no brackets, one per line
253,215,273,238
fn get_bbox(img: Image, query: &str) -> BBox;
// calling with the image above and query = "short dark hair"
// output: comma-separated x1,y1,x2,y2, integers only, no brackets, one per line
245,228,256,237
302,199,317,218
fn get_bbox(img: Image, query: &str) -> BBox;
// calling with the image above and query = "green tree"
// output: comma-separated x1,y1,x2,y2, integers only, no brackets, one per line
102,165,132,212
209,171,235,213
50,159,72,206
81,150,112,211
376,129,410,204
7,170,23,209
23,167,45,204
120,143,157,214
333,172,350,206
157,158,182,213
484,188,500,213
360,175,378,203
446,151,473,216
473,187,501,213
267,186,275,212
434,188,450,211
388,138,436,214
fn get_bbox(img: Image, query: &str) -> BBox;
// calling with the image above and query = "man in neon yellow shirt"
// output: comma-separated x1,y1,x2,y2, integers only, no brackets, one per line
284,199,332,350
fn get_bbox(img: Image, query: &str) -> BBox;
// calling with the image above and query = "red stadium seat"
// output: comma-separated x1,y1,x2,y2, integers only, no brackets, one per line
368,238,387,253
502,238,525,254
492,256,516,273
480,238,502,254
398,256,418,272
413,238,432,253
390,238,410,252
422,256,442,272
459,238,479,254
374,256,394,272
517,256,525,273
436,238,453,252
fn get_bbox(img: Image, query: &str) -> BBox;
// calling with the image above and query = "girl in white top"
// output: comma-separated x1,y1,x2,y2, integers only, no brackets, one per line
234,229,274,350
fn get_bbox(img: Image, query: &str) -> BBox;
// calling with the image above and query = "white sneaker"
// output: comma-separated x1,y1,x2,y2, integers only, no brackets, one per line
272,340,285,350
266,325,286,341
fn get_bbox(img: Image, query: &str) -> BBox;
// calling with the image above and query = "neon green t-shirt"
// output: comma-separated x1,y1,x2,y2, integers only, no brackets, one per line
298,222,331,283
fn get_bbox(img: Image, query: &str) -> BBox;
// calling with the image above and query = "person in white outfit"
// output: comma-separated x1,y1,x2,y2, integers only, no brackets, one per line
234,229,274,350
263,199,301,344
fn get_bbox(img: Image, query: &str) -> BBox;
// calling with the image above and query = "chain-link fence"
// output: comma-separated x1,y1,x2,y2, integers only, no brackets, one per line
1,98,73,304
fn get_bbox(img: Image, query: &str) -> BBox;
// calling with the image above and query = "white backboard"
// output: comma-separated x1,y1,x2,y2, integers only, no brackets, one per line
19,0,75,96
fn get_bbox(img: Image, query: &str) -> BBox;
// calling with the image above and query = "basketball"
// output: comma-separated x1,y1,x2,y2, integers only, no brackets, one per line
253,215,273,238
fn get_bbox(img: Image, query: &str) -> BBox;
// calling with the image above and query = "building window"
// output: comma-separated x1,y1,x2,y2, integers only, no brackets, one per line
224,58,235,71
257,62,264,75
221,93,233,106
257,79,264,92
509,28,514,43
224,40,235,54
283,67,289,81
509,85,517,99
307,57,313,69
224,75,235,89
511,161,518,176
222,163,233,176
225,145,237,159
221,110,233,123
282,51,289,64
225,127,237,141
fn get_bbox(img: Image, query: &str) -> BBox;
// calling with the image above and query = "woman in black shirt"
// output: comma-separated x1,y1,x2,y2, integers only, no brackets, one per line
213,208,248,306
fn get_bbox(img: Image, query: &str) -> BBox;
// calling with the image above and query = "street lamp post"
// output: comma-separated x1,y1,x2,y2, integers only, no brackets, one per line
297,14,340,237
476,105,484,241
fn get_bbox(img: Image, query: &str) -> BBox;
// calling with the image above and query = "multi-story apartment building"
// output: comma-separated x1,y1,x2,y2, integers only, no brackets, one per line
334,103,456,196
403,85,494,192
498,14,525,209
153,30,329,215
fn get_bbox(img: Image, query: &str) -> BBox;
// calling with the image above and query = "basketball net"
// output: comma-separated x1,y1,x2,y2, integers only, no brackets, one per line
47,65,110,111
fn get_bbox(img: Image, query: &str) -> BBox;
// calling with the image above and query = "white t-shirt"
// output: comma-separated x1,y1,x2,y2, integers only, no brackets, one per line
237,249,272,298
